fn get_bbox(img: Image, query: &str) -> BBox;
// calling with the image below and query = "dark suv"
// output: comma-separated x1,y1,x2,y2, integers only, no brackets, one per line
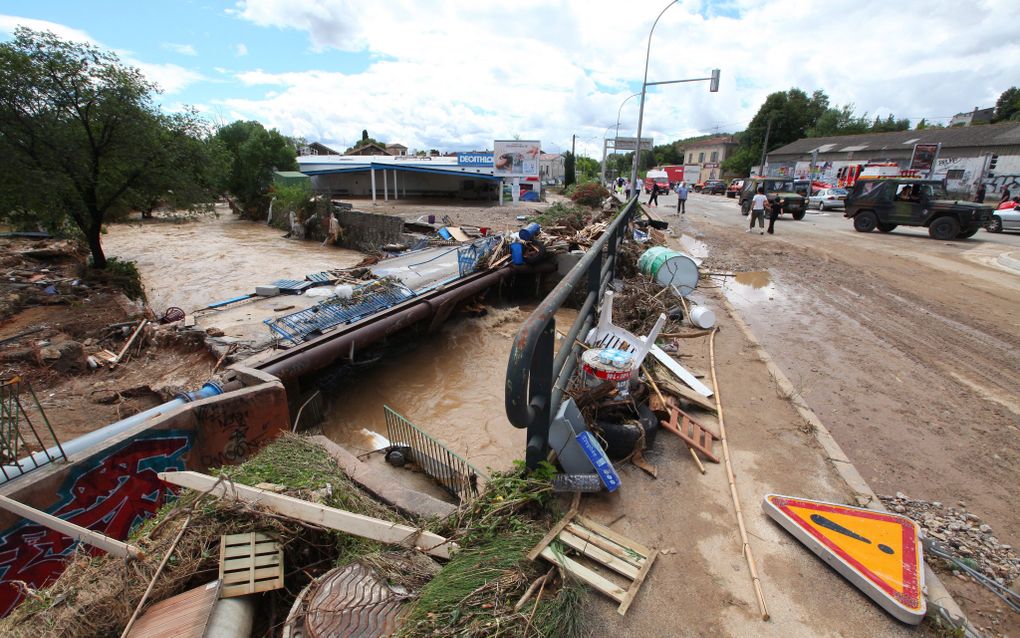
701,179,727,195
843,178,992,240
738,178,808,220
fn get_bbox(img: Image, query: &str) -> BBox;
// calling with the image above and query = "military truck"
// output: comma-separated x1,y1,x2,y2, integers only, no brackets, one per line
737,177,809,220
843,178,992,240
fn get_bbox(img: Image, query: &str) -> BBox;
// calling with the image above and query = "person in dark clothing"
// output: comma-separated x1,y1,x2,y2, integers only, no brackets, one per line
767,196,783,234
1001,188,1012,205
974,183,986,203
648,183,660,206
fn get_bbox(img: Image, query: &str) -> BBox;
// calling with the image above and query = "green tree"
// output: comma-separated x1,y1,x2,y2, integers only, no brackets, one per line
575,156,599,181
0,28,217,267
806,104,871,137
993,87,1020,122
563,151,576,186
722,88,830,176
214,120,297,211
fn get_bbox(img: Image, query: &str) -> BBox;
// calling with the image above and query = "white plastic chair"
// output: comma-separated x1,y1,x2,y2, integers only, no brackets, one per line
584,291,666,371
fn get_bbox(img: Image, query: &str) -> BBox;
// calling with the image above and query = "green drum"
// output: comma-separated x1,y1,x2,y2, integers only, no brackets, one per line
637,246,699,296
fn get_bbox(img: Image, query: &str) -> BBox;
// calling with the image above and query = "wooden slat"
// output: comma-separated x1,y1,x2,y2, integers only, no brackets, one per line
222,543,279,558
222,553,280,571
162,471,457,559
559,530,640,579
526,508,577,561
618,548,659,616
575,514,652,558
564,522,645,569
0,494,142,559
539,546,626,602
222,565,282,584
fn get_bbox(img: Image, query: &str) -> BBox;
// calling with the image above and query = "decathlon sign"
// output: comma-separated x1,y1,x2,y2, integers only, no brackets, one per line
457,152,494,167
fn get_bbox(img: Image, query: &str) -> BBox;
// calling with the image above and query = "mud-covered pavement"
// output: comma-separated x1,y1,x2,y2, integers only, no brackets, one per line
645,191,1020,633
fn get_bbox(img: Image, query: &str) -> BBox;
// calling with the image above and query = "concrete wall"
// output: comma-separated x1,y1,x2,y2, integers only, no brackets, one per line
0,367,289,616
337,210,406,251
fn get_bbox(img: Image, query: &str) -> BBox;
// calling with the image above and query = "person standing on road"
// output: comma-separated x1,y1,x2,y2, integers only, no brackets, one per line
767,196,783,235
747,187,769,234
1000,187,1012,206
648,182,660,206
676,181,689,215
974,183,986,203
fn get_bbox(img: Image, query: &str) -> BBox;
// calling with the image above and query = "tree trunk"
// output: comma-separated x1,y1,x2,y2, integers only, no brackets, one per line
87,223,106,269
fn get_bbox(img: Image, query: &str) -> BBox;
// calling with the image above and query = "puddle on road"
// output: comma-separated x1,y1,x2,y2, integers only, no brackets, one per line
721,270,780,306
677,234,709,262
319,305,578,472
734,270,772,289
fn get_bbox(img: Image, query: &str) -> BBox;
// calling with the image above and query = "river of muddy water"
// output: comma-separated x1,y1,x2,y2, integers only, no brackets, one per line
102,206,364,313
319,305,577,473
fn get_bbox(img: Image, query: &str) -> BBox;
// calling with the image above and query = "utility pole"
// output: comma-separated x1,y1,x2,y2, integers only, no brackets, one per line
758,115,774,176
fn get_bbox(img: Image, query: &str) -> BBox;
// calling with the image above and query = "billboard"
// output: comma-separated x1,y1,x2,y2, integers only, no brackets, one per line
909,143,940,172
493,140,541,177
457,152,493,167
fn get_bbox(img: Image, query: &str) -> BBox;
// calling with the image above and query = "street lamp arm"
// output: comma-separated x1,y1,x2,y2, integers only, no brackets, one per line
645,76,715,87
631,0,679,191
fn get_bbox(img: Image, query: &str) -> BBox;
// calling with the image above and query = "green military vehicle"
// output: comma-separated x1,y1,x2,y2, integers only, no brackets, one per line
843,178,992,240
738,177,809,220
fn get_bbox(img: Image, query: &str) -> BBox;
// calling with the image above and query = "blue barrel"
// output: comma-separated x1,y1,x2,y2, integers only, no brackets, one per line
519,222,541,241
510,242,525,265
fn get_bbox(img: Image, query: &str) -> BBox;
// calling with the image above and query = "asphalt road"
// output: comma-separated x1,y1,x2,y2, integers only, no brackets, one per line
643,190,1020,634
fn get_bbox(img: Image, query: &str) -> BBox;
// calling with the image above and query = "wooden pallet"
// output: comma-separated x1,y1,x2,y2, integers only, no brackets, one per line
660,405,720,463
218,532,284,598
528,508,657,615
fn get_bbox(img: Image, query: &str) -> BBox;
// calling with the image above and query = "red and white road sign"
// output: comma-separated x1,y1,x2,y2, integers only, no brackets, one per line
763,494,925,624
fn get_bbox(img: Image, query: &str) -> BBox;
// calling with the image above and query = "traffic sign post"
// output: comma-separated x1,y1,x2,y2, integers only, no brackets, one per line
763,494,926,624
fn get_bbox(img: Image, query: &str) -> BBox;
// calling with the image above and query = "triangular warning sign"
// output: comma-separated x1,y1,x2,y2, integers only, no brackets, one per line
763,494,925,624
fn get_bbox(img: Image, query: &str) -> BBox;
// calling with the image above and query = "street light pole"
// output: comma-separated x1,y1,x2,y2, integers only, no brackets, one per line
628,0,721,196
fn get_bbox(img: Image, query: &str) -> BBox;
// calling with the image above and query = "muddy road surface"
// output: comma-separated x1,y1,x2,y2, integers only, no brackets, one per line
649,191,1019,621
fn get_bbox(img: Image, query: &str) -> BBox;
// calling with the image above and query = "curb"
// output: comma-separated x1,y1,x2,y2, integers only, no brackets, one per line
996,251,1020,273
716,293,974,634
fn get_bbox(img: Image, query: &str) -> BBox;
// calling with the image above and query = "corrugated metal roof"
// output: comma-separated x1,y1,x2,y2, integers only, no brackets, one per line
770,121,1020,157
125,581,220,638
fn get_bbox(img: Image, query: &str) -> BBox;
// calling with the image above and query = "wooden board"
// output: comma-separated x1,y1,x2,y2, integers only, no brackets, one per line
219,532,284,598
649,344,713,397
446,226,470,242
0,494,142,559
159,471,457,559
652,370,718,413
125,581,220,638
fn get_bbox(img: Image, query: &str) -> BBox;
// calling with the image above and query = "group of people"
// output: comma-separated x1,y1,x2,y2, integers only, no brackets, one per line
641,180,689,214
746,187,783,235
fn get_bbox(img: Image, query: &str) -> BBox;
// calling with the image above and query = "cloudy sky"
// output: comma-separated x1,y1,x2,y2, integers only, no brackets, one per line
1,0,1017,157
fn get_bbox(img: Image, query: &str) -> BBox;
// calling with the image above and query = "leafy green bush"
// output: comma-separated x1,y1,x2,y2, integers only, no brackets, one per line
87,256,146,301
569,182,610,207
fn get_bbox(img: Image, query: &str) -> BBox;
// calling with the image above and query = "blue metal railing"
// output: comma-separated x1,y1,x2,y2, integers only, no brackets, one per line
504,197,640,468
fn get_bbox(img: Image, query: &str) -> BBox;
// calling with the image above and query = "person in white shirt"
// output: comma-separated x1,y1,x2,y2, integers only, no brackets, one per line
747,187,770,235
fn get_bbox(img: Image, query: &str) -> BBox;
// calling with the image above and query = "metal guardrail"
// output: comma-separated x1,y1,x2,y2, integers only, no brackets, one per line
505,197,640,468
0,376,67,480
383,405,486,500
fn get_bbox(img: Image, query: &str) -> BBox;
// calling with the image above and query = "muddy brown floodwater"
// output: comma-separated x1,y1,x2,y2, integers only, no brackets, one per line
102,206,364,313
319,305,577,472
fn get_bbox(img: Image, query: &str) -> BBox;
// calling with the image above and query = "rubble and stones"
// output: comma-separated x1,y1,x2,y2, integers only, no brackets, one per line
880,493,1020,589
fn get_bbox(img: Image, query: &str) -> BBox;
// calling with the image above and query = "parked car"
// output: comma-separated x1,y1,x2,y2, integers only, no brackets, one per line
693,180,707,192
808,188,849,211
987,201,1020,233
843,178,992,239
737,178,809,220
701,179,727,195
725,179,744,198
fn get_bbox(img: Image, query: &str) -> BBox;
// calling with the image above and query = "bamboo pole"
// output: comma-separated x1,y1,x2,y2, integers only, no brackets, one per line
708,328,769,621
642,364,705,474
120,514,192,638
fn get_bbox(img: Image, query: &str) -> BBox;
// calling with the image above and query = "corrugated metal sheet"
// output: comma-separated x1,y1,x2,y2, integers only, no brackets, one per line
304,563,406,638
125,581,220,638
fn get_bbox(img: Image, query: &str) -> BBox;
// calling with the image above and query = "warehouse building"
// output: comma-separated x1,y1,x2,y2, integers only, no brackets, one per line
765,122,1020,199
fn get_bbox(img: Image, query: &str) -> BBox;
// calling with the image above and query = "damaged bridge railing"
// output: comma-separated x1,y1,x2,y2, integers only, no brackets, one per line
505,197,640,468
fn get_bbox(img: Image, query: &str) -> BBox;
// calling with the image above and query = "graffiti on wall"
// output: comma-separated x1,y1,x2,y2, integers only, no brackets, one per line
0,432,192,616
984,174,1020,197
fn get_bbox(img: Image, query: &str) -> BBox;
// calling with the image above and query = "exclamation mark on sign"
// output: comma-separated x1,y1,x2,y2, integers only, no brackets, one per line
811,514,894,555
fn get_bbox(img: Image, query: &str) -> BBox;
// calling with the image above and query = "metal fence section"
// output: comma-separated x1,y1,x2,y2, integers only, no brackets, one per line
383,405,486,500
457,236,502,277
505,197,640,468
266,279,415,344
0,376,67,481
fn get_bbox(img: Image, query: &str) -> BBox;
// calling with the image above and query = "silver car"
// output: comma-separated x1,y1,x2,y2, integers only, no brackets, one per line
987,203,1020,233
808,188,848,211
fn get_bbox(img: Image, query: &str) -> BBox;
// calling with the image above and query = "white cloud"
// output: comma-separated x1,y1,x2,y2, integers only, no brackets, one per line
127,61,206,95
0,14,94,43
235,42,248,56
220,0,1018,154
164,42,198,56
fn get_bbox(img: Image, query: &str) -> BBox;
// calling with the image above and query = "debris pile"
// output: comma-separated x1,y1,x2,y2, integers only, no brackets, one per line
880,493,1020,588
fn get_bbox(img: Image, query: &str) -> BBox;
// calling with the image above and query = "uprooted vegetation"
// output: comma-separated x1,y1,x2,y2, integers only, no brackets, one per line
1,435,588,638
